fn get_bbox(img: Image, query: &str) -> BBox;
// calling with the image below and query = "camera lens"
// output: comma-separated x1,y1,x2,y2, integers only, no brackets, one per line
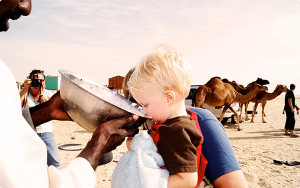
31,78,42,87
31,74,42,87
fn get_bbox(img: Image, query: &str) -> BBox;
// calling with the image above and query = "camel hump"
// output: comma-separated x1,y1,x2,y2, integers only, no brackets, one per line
206,76,222,85
209,76,222,81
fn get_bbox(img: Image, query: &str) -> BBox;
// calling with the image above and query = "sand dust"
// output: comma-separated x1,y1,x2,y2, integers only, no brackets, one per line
53,96,300,188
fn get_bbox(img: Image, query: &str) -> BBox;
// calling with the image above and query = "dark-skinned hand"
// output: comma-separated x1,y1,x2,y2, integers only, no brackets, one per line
30,91,72,127
48,91,72,121
78,115,139,170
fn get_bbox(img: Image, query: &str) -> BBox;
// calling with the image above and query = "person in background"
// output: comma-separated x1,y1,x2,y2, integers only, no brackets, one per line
283,84,299,137
20,69,60,167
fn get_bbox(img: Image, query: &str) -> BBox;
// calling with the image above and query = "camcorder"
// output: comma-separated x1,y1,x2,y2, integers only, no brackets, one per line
31,74,42,87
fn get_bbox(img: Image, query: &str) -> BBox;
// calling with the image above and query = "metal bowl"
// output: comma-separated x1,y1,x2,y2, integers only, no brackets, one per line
59,69,147,132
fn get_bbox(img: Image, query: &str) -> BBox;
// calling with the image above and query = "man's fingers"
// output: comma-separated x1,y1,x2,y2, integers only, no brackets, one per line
125,114,139,124
120,128,139,138
112,115,139,129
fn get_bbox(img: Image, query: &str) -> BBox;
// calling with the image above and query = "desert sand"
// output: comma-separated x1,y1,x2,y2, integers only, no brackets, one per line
53,95,300,188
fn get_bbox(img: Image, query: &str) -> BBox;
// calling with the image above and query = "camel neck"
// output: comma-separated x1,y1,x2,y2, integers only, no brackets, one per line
264,88,283,101
234,87,261,103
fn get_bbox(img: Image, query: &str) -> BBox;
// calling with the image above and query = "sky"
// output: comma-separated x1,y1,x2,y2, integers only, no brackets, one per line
1,0,300,94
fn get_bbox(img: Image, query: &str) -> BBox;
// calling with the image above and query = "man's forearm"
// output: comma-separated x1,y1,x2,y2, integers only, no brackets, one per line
77,131,107,170
29,102,51,127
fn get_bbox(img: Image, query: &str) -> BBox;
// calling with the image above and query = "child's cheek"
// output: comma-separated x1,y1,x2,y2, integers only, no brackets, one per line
145,108,152,118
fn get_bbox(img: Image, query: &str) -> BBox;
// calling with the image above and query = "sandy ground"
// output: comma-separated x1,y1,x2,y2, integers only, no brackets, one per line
53,95,300,188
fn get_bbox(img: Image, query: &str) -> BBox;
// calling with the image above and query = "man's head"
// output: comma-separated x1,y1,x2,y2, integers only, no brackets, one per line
0,0,32,32
29,69,45,88
290,84,296,90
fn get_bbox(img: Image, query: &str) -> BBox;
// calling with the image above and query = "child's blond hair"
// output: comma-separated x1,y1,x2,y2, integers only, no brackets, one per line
127,44,192,99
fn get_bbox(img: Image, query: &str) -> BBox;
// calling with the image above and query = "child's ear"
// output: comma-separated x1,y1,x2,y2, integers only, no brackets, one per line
164,90,175,106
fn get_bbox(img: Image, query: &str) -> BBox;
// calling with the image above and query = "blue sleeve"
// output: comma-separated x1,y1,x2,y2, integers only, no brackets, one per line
186,106,241,183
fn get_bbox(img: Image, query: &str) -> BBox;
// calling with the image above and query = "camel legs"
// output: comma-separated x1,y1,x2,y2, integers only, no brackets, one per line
229,106,241,130
219,106,228,124
250,102,259,123
219,105,241,131
251,102,267,123
239,103,244,122
239,103,243,119
244,102,250,121
261,102,267,123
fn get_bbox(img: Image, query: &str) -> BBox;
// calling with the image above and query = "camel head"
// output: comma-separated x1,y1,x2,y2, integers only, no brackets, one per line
253,83,268,91
274,85,288,92
255,78,270,85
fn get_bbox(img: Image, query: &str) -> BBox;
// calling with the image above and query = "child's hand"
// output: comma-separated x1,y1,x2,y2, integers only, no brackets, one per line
126,137,133,151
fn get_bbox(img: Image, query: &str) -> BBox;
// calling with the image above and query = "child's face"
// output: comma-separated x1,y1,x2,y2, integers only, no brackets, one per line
131,84,171,124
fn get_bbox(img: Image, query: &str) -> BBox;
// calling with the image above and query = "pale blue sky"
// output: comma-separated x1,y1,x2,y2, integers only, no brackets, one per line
1,0,300,94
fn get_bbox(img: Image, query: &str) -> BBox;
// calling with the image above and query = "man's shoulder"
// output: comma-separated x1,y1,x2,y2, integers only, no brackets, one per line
286,90,294,97
186,106,216,121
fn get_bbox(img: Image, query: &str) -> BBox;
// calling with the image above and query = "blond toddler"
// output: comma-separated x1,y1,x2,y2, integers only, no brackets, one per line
127,44,207,188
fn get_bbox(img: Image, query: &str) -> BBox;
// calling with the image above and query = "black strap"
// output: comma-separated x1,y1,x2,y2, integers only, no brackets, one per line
22,90,30,109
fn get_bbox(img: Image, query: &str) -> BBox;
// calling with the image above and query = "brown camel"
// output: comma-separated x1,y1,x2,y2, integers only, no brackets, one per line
237,79,269,121
222,79,269,121
193,77,268,130
246,85,288,123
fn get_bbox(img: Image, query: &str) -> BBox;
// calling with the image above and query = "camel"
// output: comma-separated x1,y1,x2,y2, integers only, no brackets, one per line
193,77,268,130
236,78,270,121
222,79,270,121
253,78,270,86
246,85,288,123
